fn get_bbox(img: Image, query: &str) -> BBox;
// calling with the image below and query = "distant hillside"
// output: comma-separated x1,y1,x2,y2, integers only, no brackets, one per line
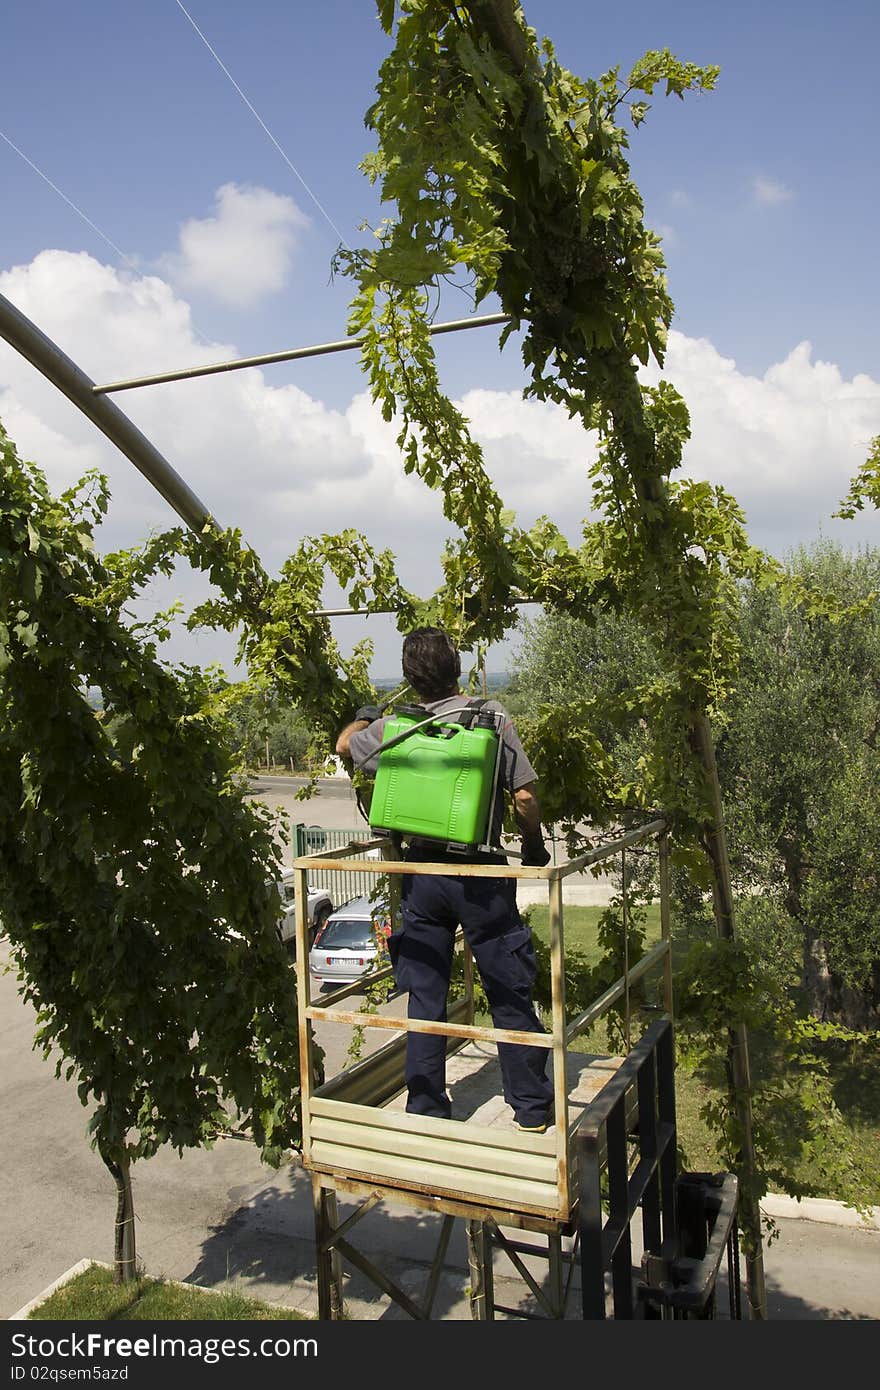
374,673,510,692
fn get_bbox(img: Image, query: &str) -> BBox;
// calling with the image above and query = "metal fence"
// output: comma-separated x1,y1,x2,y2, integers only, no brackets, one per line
292,823,380,907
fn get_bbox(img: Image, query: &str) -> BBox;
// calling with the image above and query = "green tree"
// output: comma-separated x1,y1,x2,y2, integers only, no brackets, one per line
271,706,314,769
0,426,308,1282
510,543,880,1028
718,542,880,1028
509,555,880,1205
511,608,659,794
5,1,876,1318
333,0,772,1306
224,685,314,770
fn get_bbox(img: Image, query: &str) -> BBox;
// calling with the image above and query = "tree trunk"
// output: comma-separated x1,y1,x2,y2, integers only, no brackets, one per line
779,836,879,1028
776,835,829,1017
828,963,880,1031
805,932,880,1029
103,1149,137,1284
689,714,767,1320
803,924,834,1020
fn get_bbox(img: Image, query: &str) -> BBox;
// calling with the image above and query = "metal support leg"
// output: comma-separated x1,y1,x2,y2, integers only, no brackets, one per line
312,1178,344,1320
466,1220,495,1320
423,1216,456,1317
547,1231,565,1319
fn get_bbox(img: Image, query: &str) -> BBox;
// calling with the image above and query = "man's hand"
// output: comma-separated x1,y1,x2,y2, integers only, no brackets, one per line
513,783,550,864
336,710,378,758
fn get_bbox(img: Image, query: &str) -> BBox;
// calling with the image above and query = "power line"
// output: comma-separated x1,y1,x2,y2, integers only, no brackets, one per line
0,130,213,351
173,1,350,248
0,129,134,268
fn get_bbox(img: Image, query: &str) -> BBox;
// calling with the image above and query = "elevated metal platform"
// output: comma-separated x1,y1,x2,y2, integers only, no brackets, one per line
289,821,728,1319
310,1041,622,1221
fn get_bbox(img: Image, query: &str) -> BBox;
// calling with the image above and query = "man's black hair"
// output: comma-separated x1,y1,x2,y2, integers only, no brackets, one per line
402,627,461,701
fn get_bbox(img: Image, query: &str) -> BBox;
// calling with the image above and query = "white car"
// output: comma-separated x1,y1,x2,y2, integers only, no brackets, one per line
275,871,333,957
308,895,392,986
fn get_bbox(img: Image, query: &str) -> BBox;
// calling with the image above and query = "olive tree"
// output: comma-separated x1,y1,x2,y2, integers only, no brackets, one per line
719,542,880,1029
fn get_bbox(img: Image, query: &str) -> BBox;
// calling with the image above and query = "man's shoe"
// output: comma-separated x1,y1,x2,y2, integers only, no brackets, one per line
406,1091,452,1121
514,1118,548,1133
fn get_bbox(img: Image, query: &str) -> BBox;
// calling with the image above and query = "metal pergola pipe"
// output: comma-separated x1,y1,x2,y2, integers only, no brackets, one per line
0,294,534,620
313,599,539,617
91,311,513,395
0,291,212,533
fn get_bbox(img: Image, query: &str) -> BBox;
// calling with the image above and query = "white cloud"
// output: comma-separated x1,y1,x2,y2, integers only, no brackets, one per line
0,250,448,594
643,332,880,553
752,175,794,206
159,183,308,308
458,388,598,538
1,249,878,672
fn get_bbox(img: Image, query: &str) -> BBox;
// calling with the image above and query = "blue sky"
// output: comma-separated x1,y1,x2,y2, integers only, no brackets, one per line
2,1,878,675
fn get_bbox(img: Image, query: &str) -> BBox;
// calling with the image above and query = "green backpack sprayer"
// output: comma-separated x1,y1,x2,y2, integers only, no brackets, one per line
368,701,505,854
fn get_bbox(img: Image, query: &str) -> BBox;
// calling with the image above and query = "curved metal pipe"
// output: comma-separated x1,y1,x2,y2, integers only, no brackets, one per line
0,291,212,532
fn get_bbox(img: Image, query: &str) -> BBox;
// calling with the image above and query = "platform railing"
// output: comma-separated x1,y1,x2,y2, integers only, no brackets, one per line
293,817,672,1223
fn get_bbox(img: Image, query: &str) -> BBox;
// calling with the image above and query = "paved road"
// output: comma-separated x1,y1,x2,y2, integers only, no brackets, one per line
247,775,366,834
249,775,355,803
0,940,398,1318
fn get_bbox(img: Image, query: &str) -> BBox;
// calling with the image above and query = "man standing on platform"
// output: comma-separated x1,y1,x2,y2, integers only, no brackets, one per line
336,627,554,1131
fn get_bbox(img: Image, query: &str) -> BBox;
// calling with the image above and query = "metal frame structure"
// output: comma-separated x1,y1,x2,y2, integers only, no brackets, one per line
638,1170,742,1320
0,292,212,531
577,1018,678,1318
0,293,510,539
90,312,513,395
293,820,675,1319
577,1019,741,1320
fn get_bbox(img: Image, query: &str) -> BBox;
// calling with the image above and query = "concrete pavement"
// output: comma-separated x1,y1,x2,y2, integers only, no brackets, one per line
173,1171,880,1321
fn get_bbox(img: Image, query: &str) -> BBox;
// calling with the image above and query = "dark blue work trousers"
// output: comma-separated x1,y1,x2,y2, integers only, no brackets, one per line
390,856,553,1127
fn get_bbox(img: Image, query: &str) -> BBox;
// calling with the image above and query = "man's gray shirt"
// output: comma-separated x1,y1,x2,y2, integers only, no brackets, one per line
348,694,536,845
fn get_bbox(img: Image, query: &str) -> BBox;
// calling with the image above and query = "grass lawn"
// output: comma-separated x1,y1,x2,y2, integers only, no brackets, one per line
526,901,661,962
28,1264,310,1321
526,905,880,1204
